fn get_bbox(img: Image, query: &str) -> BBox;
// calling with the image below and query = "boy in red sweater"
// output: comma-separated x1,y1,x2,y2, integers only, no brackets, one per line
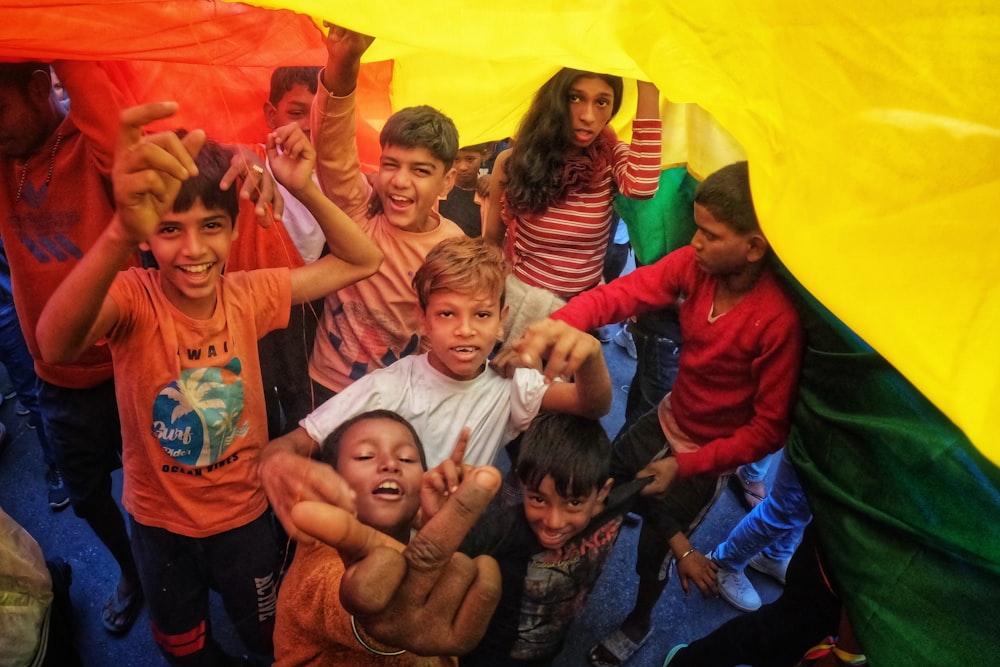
548,161,804,667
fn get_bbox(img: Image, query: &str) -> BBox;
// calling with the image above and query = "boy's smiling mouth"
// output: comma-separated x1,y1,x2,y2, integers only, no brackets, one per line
179,262,214,274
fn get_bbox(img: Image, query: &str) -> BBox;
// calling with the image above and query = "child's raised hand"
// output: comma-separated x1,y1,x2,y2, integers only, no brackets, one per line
513,318,603,384
265,123,316,194
220,146,284,227
421,428,473,521
323,22,375,60
290,464,503,656
488,342,541,378
112,102,205,244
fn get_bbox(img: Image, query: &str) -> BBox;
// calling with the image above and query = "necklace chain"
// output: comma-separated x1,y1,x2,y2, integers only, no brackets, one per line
15,133,63,204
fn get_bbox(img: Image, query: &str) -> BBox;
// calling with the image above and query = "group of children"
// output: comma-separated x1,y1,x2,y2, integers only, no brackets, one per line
0,19,808,667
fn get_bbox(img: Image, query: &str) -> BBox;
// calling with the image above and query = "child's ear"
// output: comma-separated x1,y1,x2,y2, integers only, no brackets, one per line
262,102,278,130
746,233,769,263
596,477,614,505
28,69,53,106
437,166,457,199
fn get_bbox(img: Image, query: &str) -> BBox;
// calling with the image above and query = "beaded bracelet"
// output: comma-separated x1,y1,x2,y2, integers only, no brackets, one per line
350,615,406,656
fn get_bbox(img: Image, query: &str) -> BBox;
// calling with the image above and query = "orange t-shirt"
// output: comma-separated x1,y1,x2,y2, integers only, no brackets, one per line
106,267,290,537
0,61,138,388
274,541,455,667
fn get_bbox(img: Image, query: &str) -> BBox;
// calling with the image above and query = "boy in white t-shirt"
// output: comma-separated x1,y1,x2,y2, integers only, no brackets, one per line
260,236,613,536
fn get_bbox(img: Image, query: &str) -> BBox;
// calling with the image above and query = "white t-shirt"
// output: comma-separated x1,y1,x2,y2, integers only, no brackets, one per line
301,354,549,467
266,158,326,264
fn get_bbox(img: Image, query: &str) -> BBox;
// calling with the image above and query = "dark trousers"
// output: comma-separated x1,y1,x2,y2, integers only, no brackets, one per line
669,526,841,667
130,512,281,666
611,409,725,580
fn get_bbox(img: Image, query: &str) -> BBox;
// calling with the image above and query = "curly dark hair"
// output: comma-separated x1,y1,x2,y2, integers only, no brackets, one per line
504,68,623,215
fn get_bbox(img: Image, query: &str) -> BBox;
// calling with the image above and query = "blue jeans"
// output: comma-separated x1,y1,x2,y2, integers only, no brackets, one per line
0,301,50,463
620,309,682,436
739,450,775,483
713,449,811,569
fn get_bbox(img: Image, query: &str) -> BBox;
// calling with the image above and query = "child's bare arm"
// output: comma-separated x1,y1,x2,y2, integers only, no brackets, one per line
321,23,374,96
516,318,612,419
271,123,382,304
636,80,660,120
36,102,204,364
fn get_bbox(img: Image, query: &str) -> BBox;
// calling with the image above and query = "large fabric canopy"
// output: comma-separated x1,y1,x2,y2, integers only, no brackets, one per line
3,2,999,663
3,1,995,466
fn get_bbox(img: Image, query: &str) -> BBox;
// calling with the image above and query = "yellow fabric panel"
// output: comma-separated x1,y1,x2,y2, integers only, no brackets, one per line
240,0,1000,463
0,0,995,463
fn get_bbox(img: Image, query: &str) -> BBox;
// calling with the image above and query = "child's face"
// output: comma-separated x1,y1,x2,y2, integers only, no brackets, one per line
567,76,615,149
523,475,611,550
336,417,424,542
690,203,757,277
264,83,314,137
452,149,484,189
147,200,235,319
422,289,506,382
374,144,456,232
0,80,53,159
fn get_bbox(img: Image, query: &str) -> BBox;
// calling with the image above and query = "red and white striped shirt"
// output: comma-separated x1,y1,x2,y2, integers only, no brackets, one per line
504,118,661,299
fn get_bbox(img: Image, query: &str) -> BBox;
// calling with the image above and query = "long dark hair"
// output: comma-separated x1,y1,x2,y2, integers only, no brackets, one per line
504,68,624,215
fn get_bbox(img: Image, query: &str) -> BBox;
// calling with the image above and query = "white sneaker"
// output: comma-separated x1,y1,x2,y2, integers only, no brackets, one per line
748,552,790,585
717,567,761,611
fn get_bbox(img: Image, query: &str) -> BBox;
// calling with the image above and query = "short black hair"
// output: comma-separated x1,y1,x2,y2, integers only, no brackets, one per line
516,413,610,498
320,409,428,471
694,161,759,235
268,66,320,105
172,136,239,224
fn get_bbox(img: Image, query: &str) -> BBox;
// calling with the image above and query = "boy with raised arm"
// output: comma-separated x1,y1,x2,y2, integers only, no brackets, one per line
306,25,465,404
548,161,804,667
36,104,380,665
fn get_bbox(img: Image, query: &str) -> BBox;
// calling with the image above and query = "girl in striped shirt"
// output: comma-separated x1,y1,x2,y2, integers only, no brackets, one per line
484,69,661,300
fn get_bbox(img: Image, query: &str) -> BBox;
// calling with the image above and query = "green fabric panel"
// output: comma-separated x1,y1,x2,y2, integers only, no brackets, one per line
780,269,1000,666
614,166,698,265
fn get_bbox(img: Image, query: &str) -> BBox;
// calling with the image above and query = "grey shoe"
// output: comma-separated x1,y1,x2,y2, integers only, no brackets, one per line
709,550,761,612
748,552,791,585
612,325,637,359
